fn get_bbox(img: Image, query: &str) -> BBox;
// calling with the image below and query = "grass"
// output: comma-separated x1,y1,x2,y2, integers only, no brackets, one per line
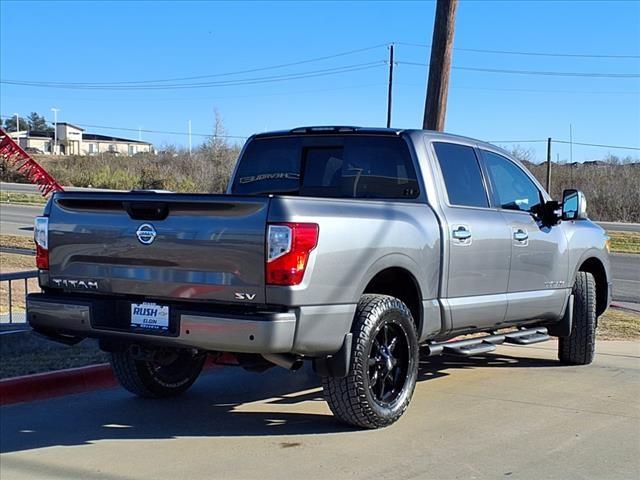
607,231,640,254
597,307,640,340
0,234,35,250
0,191,47,205
0,343,109,379
0,253,38,314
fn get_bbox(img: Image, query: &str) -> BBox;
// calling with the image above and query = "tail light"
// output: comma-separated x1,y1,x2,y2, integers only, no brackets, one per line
34,216,49,270
266,223,319,286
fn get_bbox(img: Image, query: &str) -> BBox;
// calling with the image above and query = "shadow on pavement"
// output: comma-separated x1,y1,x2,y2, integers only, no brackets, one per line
0,350,559,454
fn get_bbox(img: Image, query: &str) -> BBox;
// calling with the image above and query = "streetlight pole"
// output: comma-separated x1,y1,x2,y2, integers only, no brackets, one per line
14,113,20,137
51,107,59,154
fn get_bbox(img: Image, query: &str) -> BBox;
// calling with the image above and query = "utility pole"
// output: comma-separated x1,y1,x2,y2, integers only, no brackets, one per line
569,123,573,164
51,107,59,155
386,43,395,128
423,0,458,131
14,113,20,137
188,120,192,156
546,137,552,192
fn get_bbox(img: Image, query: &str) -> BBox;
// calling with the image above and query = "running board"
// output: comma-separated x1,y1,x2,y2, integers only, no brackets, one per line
424,327,550,357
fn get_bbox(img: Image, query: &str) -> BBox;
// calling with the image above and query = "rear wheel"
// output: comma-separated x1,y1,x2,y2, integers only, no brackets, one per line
322,294,419,429
559,271,597,365
110,347,205,398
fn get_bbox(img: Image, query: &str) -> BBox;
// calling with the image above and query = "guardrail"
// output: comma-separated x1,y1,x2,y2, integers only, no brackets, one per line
1,270,38,324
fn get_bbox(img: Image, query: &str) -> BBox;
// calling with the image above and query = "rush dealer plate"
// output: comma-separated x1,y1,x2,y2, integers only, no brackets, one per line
131,302,170,331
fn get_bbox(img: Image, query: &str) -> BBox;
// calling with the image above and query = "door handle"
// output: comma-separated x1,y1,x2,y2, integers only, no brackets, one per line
513,229,528,242
452,226,472,240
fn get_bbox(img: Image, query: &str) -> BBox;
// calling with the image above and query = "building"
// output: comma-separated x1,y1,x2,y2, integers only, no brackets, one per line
8,122,154,156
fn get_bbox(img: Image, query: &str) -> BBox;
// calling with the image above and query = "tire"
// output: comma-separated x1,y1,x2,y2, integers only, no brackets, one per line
110,348,206,398
558,271,597,365
322,294,419,429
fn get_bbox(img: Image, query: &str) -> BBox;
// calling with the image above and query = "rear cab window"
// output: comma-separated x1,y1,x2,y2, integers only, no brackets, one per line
231,135,419,199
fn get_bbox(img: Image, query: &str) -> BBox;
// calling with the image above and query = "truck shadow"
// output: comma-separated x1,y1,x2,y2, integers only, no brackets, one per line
0,350,559,454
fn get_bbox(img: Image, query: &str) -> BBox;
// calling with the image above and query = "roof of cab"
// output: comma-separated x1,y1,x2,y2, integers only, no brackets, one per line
250,125,508,155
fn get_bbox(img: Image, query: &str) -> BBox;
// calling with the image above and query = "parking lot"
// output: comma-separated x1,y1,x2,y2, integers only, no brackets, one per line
1,340,638,480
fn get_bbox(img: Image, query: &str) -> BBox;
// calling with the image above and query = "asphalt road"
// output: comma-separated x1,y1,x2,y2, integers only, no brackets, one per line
0,203,42,236
611,254,640,303
597,221,640,233
1,200,638,301
1,340,638,480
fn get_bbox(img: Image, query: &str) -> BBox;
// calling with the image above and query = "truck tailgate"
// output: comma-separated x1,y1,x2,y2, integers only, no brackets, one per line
46,192,269,303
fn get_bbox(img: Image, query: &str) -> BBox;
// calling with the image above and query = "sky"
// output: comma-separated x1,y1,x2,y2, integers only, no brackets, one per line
1,0,639,162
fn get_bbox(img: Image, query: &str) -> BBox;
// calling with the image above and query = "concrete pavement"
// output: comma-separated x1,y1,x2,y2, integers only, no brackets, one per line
1,340,639,480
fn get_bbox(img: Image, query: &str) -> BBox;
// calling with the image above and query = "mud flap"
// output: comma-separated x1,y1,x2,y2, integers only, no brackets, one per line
313,333,352,378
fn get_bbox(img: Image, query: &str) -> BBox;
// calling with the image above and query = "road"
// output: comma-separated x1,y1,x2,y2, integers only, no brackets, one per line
1,340,638,480
597,221,640,233
611,254,640,303
0,182,112,194
0,204,42,236
1,200,638,301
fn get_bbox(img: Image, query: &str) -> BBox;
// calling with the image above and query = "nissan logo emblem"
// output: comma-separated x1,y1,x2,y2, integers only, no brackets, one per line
136,223,157,245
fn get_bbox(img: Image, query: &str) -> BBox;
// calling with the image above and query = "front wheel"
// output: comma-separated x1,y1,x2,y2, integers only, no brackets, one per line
322,294,419,429
110,347,206,398
558,271,597,365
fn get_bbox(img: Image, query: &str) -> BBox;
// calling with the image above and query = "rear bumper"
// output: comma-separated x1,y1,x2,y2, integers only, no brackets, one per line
27,293,296,354
27,293,355,356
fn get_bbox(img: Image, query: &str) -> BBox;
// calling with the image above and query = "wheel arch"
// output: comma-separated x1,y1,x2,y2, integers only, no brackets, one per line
361,266,423,337
577,256,608,316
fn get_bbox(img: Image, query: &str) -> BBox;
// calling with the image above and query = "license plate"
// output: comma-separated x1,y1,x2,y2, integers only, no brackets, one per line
131,302,169,331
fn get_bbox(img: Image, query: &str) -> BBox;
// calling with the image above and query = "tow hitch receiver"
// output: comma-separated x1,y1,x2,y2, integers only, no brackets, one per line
424,327,550,357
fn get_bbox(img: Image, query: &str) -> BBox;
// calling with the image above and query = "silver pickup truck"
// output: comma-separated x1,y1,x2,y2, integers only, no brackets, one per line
27,126,611,428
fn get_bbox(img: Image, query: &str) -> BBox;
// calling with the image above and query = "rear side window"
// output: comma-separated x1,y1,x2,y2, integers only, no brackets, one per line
481,150,542,212
433,142,488,208
232,136,419,199
233,137,301,195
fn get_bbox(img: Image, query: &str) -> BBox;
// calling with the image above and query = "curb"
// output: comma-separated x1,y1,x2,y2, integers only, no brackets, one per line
611,302,640,314
0,355,233,407
0,363,116,406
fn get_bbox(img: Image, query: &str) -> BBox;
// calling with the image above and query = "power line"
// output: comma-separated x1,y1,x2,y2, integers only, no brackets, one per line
1,62,385,90
396,41,640,59
4,82,388,103
553,140,640,151
0,114,248,139
395,82,640,96
0,43,387,86
4,114,637,150
398,61,640,78
491,139,640,151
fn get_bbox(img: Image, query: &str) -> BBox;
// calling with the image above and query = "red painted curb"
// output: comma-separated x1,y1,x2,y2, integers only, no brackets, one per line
0,355,232,407
0,363,116,406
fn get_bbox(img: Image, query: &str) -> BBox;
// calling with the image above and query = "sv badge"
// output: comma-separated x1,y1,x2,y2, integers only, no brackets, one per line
234,292,256,300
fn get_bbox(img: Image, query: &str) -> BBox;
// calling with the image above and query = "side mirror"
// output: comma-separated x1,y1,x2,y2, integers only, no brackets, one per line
562,189,588,220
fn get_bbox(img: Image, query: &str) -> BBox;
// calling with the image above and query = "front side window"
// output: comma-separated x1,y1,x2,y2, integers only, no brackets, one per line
433,142,488,208
482,150,542,212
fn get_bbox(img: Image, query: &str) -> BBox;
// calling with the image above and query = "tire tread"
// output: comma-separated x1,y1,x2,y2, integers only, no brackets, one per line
322,294,418,429
559,271,597,365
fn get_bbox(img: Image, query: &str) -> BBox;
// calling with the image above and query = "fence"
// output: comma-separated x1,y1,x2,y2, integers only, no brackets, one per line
1,270,38,324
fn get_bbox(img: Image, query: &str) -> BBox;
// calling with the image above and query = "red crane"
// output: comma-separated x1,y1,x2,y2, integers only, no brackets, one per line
0,128,64,196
